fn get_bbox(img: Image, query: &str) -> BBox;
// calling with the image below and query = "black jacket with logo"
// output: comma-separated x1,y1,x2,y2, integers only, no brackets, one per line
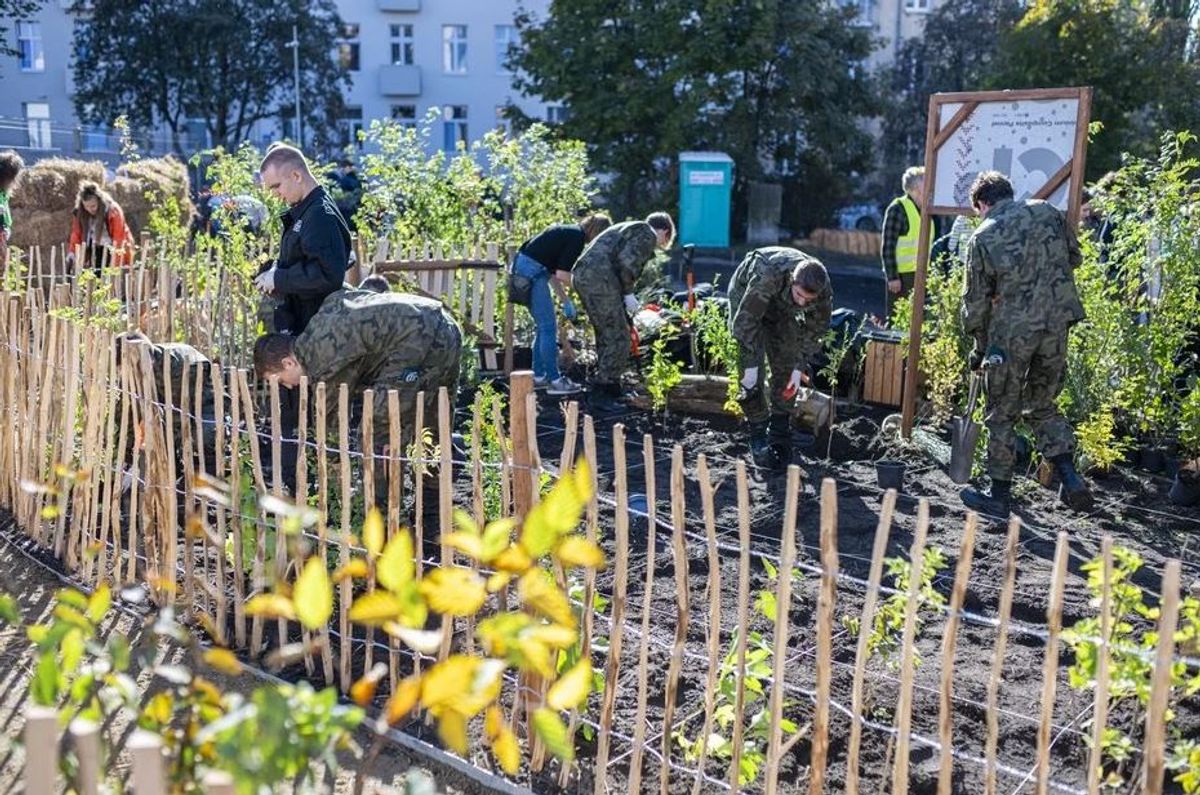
272,186,352,334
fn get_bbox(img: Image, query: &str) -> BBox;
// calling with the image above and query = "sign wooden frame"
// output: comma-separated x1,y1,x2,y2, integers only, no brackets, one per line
900,86,1093,436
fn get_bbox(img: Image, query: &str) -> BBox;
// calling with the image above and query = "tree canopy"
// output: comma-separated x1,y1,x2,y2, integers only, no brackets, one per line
511,0,878,232
71,0,349,153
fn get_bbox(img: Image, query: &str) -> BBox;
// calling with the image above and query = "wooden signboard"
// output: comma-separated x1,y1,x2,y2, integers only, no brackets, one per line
900,87,1092,435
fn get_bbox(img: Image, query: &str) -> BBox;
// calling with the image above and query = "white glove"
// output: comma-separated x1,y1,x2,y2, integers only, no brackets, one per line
623,294,639,316
740,367,758,390
255,268,277,294
784,369,805,397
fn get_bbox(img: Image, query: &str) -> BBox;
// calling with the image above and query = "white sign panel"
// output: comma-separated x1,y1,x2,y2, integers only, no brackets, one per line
932,97,1080,211
688,170,725,186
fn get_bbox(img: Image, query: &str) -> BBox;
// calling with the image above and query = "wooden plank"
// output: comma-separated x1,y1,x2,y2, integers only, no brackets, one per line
930,101,980,152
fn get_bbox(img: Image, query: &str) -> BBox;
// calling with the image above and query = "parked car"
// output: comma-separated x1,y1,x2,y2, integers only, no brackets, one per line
836,203,882,232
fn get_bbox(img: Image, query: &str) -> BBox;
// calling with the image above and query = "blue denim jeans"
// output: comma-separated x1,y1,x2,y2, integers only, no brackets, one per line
514,252,559,381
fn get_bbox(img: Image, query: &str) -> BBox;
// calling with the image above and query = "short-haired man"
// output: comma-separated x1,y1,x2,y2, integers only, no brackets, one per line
880,165,928,320
253,288,462,463
254,144,352,335
0,150,25,274
729,247,833,470
960,171,1092,515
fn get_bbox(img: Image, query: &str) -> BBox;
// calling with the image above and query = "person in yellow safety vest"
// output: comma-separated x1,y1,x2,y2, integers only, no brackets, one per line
880,165,929,322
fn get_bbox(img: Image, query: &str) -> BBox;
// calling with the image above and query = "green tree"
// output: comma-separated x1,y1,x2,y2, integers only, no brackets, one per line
71,0,349,154
511,0,878,232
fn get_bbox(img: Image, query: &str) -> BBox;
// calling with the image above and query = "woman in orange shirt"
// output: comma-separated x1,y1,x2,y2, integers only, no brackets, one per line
66,181,134,269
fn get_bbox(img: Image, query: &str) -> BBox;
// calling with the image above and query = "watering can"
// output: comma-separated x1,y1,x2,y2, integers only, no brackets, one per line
949,373,983,484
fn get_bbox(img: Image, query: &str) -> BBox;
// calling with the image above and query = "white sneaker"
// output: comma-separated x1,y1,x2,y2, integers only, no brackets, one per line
533,376,550,390
547,376,583,395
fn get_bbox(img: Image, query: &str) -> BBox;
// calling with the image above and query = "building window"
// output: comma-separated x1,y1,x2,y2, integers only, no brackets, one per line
842,0,874,25
25,103,51,149
546,105,569,124
904,0,931,12
391,104,417,129
338,23,361,71
81,125,108,152
390,24,414,65
338,106,364,148
494,105,511,134
17,22,44,73
442,24,467,74
441,105,467,152
494,25,517,73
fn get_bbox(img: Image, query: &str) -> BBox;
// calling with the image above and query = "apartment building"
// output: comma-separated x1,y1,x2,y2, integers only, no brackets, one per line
0,0,554,164
842,0,944,70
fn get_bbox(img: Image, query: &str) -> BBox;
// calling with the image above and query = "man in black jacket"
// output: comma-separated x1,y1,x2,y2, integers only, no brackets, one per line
254,144,352,334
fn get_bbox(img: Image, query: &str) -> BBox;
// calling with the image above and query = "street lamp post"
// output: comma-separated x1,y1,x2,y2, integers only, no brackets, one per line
286,25,302,147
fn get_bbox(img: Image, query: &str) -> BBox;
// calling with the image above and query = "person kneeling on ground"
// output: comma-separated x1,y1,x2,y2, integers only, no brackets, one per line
512,213,612,395
728,247,832,471
253,288,462,493
572,211,675,413
959,170,1092,516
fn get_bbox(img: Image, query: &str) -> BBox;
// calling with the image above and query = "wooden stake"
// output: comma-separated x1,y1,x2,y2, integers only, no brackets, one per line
71,718,101,795
936,511,978,794
764,465,801,795
1034,531,1070,795
315,382,334,685
984,517,1021,795
729,461,752,794
338,383,353,693
24,706,57,795
129,730,166,795
1087,536,1113,795
1141,559,1182,795
386,389,402,687
437,387,454,662
510,370,534,519
362,389,377,674
629,434,657,795
270,378,287,651
810,478,839,795
658,444,692,795
692,455,723,795
891,498,931,795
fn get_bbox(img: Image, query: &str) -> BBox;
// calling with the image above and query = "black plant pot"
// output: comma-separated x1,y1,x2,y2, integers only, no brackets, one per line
876,460,905,492
1139,446,1168,473
1169,470,1200,507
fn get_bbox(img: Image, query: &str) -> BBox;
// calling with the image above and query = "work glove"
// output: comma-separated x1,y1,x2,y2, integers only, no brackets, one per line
781,368,807,400
740,367,759,391
623,294,640,316
562,299,577,321
254,267,277,295
736,367,760,405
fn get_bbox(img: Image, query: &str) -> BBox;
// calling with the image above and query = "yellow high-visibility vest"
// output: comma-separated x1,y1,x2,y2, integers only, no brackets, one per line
895,195,922,274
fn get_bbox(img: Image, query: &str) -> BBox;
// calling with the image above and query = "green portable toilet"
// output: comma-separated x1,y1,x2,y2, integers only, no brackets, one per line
678,151,733,248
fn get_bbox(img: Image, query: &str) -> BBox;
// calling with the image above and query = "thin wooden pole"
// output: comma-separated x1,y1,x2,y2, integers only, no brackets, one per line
1087,536,1113,795
984,516,1021,795
296,377,312,676
763,465,801,795
386,388,402,687
729,461,752,793
362,388,377,674
24,706,57,795
594,423,630,795
891,498,931,795
437,387,454,662
629,434,657,795
315,382,334,685
237,371,269,656
1141,559,1182,795
270,378,287,651
510,370,534,519
71,718,101,795
1034,531,1070,795
846,489,897,791
129,730,166,795
658,444,691,795
338,383,353,692
692,455,723,795
936,511,978,794
810,478,839,795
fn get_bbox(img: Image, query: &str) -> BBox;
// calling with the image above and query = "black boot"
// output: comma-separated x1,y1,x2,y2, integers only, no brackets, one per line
588,382,627,415
768,413,795,469
1052,454,1094,512
749,419,781,470
961,479,1013,517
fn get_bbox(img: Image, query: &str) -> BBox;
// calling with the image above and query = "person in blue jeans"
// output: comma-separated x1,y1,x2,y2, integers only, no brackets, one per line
514,214,612,394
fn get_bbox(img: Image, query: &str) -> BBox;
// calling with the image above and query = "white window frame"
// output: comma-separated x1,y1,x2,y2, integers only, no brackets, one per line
17,21,45,73
441,105,468,152
390,24,414,66
546,105,568,124
905,0,931,13
25,102,51,149
337,23,361,72
494,25,517,74
844,0,874,26
442,24,468,74
339,106,364,149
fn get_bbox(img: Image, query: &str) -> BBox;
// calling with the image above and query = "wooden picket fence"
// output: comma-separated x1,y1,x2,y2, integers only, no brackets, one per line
0,265,1194,794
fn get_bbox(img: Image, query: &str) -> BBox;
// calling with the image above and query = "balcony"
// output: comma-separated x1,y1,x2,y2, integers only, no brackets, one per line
378,64,421,97
377,0,420,10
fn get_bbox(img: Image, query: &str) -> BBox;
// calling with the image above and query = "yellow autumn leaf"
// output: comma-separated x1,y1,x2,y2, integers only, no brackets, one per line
202,648,243,677
438,710,468,755
333,559,370,583
547,659,592,711
348,591,404,625
385,676,421,724
533,707,574,761
442,531,484,561
476,613,532,657
383,623,443,654
486,571,513,593
554,536,606,569
520,459,593,558
570,457,594,503
484,705,503,740
363,508,385,558
518,570,575,628
293,557,333,630
244,593,297,620
492,726,520,775
141,692,174,727
528,623,578,649
419,568,487,617
481,517,518,562
377,530,414,593
350,663,388,707
421,655,478,715
514,635,555,678
452,508,481,538
492,543,533,573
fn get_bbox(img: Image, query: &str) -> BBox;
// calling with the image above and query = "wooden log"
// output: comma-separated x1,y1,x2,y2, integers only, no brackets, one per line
626,374,731,415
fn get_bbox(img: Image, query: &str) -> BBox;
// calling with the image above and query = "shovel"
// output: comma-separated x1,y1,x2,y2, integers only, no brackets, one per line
949,373,983,484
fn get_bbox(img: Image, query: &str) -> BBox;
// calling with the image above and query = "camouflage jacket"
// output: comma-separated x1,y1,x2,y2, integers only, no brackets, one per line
575,220,658,294
729,247,833,366
962,198,1085,349
295,288,457,414
153,343,215,407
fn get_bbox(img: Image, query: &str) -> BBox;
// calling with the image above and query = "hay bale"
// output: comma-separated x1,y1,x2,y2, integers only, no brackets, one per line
11,157,107,211
9,208,68,250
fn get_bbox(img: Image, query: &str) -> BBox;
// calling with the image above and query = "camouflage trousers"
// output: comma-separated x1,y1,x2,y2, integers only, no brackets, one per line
984,327,1075,481
573,258,631,386
728,295,806,423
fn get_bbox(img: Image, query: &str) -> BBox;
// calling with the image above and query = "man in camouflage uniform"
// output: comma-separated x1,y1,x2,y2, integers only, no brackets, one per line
729,247,833,470
572,212,675,413
960,171,1092,515
253,288,462,461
